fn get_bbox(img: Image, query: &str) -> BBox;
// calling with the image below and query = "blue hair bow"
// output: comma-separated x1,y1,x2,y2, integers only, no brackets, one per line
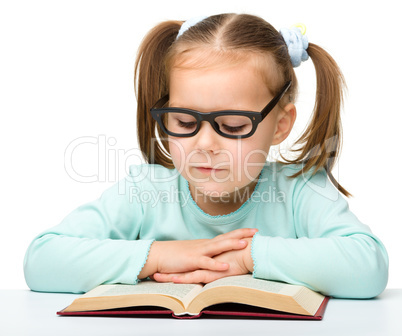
177,16,208,39
279,26,309,68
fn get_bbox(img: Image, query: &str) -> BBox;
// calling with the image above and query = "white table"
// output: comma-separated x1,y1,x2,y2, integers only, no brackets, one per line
0,289,401,336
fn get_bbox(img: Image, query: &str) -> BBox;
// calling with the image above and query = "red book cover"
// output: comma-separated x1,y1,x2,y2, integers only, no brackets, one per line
57,296,329,320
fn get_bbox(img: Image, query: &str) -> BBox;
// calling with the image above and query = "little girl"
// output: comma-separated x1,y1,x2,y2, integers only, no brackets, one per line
24,13,388,298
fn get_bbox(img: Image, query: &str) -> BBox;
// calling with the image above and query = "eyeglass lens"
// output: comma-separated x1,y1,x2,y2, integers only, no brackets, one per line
162,112,253,136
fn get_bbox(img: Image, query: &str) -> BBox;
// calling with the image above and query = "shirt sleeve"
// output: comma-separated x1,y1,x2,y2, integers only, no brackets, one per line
23,172,154,294
251,168,389,299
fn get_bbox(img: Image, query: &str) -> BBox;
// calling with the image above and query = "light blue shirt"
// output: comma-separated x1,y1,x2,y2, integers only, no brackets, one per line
24,162,388,298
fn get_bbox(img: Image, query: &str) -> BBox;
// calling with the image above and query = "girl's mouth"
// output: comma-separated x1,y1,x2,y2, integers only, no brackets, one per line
195,167,225,174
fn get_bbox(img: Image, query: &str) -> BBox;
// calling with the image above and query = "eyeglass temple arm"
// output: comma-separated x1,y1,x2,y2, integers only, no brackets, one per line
261,81,292,118
151,95,170,109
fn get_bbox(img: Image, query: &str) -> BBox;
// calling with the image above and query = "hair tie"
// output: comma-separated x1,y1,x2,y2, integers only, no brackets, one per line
279,24,309,68
176,16,209,39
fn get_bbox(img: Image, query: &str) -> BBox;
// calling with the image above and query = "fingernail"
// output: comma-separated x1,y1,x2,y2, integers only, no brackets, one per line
239,240,247,245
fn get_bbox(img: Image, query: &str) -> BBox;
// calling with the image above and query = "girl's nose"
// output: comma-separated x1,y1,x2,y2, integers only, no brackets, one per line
193,121,221,152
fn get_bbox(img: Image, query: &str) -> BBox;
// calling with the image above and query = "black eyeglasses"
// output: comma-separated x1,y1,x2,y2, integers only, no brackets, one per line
150,81,292,139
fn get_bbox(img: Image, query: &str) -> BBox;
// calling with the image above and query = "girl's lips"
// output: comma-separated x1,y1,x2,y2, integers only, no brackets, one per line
195,167,224,174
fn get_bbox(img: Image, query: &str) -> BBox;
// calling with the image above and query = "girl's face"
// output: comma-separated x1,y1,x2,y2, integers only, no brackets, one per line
168,57,295,200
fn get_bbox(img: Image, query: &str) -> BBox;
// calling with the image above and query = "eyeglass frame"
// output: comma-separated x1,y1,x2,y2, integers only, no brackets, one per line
150,80,292,139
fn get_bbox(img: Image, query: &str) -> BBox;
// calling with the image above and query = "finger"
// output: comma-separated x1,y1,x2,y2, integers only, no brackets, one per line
153,272,182,283
197,256,229,271
214,228,258,241
173,270,222,284
205,238,248,257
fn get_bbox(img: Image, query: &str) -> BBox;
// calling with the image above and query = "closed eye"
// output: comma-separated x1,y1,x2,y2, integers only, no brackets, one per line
178,120,197,129
221,124,246,133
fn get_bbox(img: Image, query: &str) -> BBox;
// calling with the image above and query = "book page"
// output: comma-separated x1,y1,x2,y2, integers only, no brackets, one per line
83,280,203,304
202,274,300,296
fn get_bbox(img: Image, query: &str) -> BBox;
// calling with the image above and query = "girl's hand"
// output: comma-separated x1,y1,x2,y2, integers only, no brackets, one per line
138,229,257,279
152,238,254,284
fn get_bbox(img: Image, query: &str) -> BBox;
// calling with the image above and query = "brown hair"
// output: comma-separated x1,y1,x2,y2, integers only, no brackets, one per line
134,13,351,197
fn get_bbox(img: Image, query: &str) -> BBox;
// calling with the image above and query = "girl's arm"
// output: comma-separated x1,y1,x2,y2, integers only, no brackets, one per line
24,168,253,294
23,175,153,293
251,168,389,299
151,167,388,299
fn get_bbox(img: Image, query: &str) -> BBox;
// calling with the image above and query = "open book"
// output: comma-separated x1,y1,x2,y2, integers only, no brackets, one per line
58,275,329,320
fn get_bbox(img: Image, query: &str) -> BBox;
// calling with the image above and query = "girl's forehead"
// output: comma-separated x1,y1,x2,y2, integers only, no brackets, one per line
169,61,273,111
171,49,262,72
169,49,280,91
170,62,262,86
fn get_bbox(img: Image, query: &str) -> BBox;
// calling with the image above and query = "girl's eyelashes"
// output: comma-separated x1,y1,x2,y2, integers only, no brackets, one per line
178,120,197,129
177,120,247,133
221,124,247,133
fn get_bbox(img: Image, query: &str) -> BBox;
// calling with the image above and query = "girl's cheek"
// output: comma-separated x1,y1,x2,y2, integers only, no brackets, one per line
167,138,186,164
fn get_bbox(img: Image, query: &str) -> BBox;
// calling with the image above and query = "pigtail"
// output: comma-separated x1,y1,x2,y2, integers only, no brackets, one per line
134,20,182,168
280,43,351,197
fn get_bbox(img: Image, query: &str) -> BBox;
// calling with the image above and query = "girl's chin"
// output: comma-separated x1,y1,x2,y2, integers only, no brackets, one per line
188,181,243,198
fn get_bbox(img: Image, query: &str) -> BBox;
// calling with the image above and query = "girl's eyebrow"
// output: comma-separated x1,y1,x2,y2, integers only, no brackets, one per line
168,100,258,112
169,102,206,110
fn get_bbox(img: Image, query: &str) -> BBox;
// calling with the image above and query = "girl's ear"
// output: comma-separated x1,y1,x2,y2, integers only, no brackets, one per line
272,103,296,145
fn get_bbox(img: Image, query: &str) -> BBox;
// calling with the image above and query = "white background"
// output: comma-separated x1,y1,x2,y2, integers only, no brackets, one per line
1,0,401,290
